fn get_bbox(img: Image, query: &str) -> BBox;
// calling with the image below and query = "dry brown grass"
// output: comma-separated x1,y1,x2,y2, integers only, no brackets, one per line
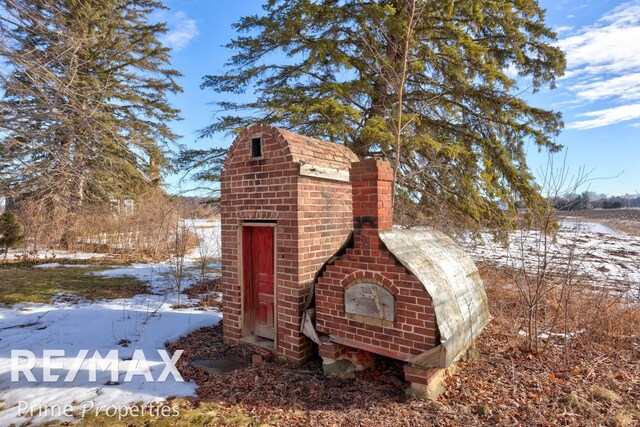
0,264,148,304
478,262,640,353
13,190,189,261
596,219,640,236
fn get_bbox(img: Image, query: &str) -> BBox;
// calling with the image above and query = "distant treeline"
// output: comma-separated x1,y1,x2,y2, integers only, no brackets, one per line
172,196,219,218
554,192,640,211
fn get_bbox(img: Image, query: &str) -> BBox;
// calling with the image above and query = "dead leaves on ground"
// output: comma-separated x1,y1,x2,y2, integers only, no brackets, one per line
165,267,640,426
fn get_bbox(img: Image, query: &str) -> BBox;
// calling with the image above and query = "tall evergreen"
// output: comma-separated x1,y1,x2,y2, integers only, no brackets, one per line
196,0,566,234
0,0,182,210
0,211,23,259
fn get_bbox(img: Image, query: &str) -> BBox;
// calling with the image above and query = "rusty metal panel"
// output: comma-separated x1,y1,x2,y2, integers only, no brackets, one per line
345,282,395,321
379,229,491,368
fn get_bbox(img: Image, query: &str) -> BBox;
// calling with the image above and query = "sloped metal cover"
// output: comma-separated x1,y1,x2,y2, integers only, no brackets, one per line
379,229,490,367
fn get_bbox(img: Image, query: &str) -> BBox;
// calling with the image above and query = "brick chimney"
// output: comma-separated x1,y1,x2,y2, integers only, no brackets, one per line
350,159,393,250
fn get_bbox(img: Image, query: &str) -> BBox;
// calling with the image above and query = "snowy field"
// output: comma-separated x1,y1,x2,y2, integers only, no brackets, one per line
459,221,640,299
0,220,222,426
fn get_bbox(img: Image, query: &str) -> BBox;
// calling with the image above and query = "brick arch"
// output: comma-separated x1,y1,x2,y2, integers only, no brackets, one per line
224,123,357,171
339,270,400,296
224,124,296,170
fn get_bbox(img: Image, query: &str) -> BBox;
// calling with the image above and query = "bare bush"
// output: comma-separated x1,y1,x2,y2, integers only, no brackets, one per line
14,190,181,260
505,158,592,357
503,157,640,362
165,218,197,307
15,198,66,257
73,191,181,259
481,262,640,360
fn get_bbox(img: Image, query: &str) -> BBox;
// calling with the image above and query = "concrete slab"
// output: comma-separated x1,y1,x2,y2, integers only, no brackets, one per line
322,358,356,379
191,355,250,376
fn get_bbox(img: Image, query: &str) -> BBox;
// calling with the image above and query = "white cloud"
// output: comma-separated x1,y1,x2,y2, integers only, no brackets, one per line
504,63,518,78
558,25,640,76
162,11,199,52
558,0,640,129
572,73,640,101
568,103,640,129
554,25,574,34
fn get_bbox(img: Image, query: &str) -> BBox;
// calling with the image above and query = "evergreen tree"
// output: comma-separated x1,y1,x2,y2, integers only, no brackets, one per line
0,0,182,212
194,0,566,234
0,211,23,259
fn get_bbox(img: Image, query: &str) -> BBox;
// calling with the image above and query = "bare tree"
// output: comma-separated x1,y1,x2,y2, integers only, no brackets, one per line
507,156,592,355
166,218,194,307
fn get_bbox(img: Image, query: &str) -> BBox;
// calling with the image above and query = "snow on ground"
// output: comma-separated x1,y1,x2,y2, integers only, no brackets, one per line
458,221,640,298
0,220,222,426
561,221,622,236
5,249,109,262
182,218,221,260
33,263,92,269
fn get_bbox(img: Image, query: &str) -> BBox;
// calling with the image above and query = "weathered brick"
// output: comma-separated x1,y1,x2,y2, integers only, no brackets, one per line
221,125,356,363
315,159,440,363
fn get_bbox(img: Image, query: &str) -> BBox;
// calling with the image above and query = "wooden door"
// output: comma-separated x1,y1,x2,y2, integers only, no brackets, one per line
242,225,275,340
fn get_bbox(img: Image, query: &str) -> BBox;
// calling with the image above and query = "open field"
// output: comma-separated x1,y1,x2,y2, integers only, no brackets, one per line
558,209,640,237
460,220,640,300
558,209,640,221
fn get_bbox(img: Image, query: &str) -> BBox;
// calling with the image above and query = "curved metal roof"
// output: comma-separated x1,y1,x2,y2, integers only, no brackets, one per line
379,229,491,368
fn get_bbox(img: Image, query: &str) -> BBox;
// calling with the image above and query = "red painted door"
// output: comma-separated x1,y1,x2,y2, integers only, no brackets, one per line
242,225,275,340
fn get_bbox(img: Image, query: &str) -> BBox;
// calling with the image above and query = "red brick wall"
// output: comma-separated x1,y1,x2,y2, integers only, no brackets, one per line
220,124,355,363
315,245,440,361
315,160,440,362
351,159,393,232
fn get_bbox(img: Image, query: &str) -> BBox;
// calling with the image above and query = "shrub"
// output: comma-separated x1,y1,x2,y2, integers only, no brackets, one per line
0,211,23,259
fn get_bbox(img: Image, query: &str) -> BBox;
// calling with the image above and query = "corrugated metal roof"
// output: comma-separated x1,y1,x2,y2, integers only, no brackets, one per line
379,229,491,368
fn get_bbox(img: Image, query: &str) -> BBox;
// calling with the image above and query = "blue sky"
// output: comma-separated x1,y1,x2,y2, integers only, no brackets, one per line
159,0,640,197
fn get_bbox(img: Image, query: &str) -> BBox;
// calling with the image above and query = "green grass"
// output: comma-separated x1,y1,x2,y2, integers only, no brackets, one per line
69,399,259,427
0,264,148,305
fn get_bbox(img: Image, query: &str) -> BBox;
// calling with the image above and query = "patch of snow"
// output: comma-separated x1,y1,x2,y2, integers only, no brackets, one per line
0,262,221,425
33,263,62,269
518,329,582,340
560,221,621,236
182,219,221,260
181,218,213,228
33,263,92,269
5,249,109,262
457,220,640,299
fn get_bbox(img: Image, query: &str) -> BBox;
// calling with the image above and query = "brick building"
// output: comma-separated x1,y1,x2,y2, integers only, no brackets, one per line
220,124,357,363
221,124,490,396
314,158,490,396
